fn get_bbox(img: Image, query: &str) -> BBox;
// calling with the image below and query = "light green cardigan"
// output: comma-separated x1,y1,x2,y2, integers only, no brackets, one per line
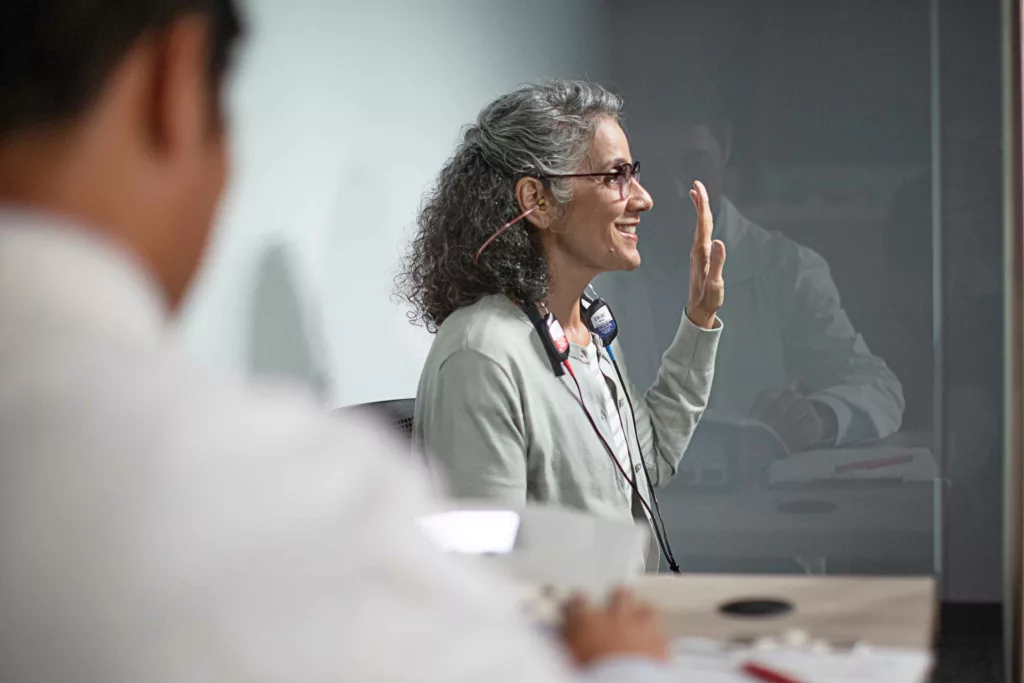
414,294,720,569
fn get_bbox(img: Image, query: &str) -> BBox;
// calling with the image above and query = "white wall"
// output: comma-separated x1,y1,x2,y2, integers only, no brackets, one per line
177,0,609,406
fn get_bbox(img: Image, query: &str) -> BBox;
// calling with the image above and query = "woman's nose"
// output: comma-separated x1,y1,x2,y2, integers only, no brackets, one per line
628,180,654,212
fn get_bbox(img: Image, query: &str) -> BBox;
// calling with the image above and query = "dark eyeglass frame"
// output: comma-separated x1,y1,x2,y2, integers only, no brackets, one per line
541,160,641,201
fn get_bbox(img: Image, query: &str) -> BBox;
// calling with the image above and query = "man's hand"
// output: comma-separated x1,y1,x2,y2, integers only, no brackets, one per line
686,180,726,329
750,388,838,453
561,588,669,667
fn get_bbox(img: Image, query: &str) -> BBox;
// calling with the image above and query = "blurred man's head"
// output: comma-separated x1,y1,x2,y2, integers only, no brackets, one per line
0,1,243,309
676,71,732,205
680,123,731,204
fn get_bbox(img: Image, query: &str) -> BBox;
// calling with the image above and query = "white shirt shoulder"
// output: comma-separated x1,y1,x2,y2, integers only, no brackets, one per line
0,217,584,683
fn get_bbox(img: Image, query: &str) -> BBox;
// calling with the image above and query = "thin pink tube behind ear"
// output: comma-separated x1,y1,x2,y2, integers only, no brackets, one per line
472,206,539,265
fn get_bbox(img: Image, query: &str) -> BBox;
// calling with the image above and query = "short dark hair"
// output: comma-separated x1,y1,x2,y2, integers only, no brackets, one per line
0,1,244,139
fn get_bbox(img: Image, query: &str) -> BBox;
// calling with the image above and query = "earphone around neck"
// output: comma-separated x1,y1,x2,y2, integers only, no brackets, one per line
580,292,618,351
522,291,616,371
519,300,569,376
519,292,681,572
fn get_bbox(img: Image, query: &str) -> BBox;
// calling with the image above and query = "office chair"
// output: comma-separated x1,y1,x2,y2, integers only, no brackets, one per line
341,398,415,442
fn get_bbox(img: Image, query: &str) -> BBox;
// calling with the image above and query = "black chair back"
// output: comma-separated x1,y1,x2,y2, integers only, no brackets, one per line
341,399,415,441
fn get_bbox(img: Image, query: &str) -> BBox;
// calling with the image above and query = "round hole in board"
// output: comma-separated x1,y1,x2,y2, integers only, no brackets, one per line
776,499,837,515
718,598,794,618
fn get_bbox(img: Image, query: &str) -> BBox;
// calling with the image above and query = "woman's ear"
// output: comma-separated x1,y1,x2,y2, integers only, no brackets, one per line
515,177,554,230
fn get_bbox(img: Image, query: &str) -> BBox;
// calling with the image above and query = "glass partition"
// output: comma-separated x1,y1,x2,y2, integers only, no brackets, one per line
596,0,1007,611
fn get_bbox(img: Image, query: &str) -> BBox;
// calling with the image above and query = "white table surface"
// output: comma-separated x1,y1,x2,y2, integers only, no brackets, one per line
631,574,936,650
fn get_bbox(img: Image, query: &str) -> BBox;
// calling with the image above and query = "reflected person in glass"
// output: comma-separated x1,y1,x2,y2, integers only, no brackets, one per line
399,80,724,572
608,81,905,454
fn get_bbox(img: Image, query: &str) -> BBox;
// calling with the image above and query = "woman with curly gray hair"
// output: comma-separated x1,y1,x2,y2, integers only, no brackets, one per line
399,80,725,571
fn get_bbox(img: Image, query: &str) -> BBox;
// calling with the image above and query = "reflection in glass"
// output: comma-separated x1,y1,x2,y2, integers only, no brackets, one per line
597,0,940,577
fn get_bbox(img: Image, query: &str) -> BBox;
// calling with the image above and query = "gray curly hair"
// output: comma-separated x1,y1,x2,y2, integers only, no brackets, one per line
396,79,624,332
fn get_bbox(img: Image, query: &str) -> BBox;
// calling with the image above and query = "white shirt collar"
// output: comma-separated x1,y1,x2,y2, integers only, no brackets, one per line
0,206,168,347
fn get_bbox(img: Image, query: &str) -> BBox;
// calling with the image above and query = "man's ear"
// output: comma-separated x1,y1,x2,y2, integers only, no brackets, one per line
515,176,555,230
147,15,212,161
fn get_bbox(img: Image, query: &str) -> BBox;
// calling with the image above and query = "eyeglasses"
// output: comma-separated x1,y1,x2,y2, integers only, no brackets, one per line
472,160,641,265
542,160,641,201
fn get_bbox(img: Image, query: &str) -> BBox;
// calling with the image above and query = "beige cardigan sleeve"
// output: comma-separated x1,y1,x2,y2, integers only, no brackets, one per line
620,313,721,487
417,348,529,503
